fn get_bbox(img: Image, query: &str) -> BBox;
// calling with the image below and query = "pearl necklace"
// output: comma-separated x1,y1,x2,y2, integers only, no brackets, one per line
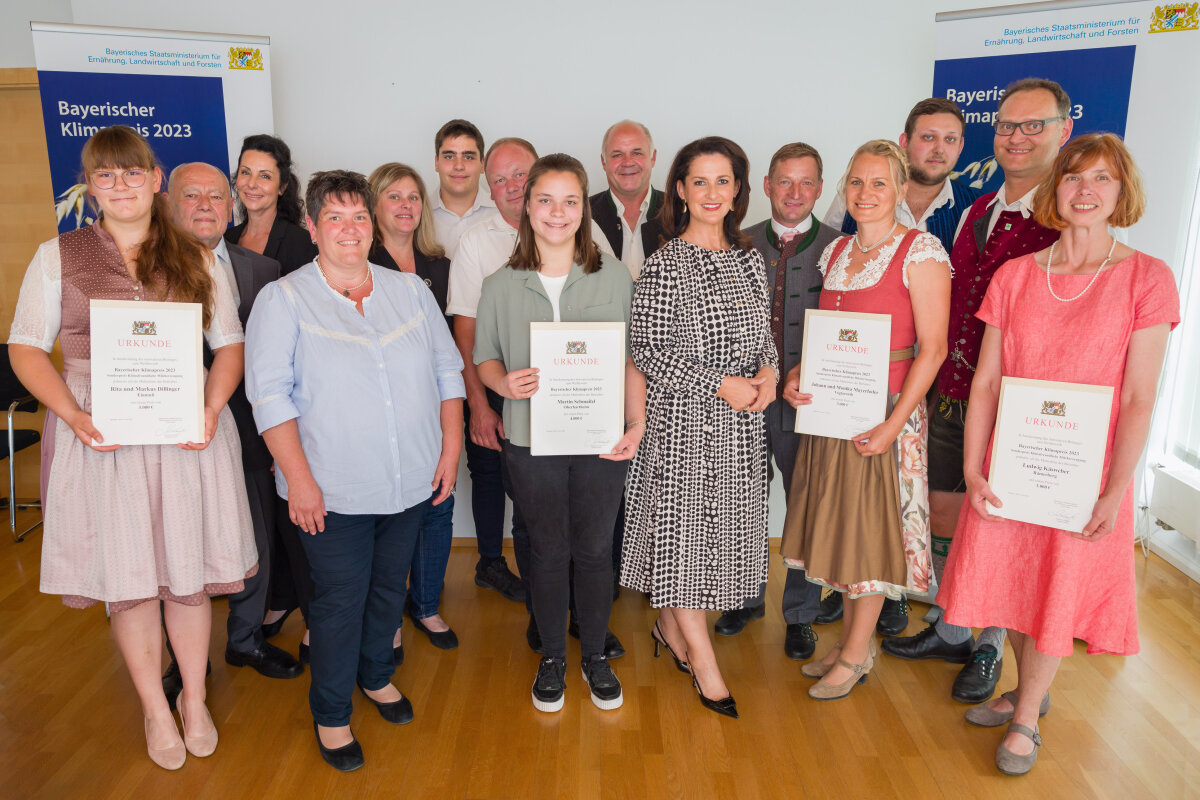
1045,236,1115,303
316,255,372,298
854,221,898,253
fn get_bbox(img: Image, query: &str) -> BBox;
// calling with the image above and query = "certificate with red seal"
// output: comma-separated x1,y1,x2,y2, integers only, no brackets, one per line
89,299,204,445
987,377,1113,532
794,309,891,440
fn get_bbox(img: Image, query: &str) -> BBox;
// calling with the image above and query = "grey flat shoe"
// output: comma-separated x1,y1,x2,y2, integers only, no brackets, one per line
995,722,1042,775
965,689,1051,727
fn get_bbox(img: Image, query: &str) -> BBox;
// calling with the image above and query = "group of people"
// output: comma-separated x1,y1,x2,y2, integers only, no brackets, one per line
8,75,1179,778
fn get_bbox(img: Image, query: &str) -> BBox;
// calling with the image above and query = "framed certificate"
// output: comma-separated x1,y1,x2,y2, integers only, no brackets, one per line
987,377,1114,532
793,309,891,440
529,322,625,456
89,299,204,446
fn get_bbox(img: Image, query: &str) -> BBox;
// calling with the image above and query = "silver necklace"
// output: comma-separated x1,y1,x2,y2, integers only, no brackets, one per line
316,255,371,298
854,221,898,253
1045,236,1115,302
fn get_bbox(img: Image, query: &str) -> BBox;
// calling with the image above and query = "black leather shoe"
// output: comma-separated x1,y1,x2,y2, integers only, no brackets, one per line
409,615,459,650
567,617,626,659
359,684,414,724
313,721,363,772
526,617,544,654
693,675,738,719
475,556,525,602
713,605,765,636
261,608,294,639
161,658,210,711
876,597,910,637
951,645,1002,704
783,623,817,660
298,642,310,665
393,644,405,667
880,623,972,663
162,661,183,711
815,592,843,625
225,642,303,679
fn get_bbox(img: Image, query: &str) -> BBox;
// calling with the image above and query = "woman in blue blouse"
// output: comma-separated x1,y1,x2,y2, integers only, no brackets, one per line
245,171,464,771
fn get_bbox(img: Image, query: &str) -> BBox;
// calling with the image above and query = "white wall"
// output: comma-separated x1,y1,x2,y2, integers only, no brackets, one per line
7,0,987,224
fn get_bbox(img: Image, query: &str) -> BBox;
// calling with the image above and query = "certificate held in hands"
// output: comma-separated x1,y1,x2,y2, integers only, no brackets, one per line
987,377,1113,532
529,322,625,456
794,309,891,440
89,300,204,446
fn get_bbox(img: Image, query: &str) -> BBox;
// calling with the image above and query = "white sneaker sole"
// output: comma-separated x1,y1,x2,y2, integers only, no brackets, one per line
532,690,564,713
582,667,623,710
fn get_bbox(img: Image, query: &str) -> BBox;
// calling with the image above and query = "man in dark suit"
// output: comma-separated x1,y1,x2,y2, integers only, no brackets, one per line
160,162,301,704
713,143,841,661
589,120,665,279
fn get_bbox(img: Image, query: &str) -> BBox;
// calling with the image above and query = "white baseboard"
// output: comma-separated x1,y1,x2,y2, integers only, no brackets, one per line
1146,528,1200,584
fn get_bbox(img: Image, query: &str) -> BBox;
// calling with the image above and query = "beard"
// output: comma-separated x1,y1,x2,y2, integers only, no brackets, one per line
910,162,953,186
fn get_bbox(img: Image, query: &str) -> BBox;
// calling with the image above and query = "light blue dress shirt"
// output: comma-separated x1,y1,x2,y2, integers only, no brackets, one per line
245,262,465,515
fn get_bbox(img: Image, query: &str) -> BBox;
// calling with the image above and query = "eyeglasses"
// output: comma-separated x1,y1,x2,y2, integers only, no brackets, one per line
90,168,149,189
992,117,1063,136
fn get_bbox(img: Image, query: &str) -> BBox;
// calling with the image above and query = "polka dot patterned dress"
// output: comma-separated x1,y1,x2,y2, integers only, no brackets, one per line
620,238,777,609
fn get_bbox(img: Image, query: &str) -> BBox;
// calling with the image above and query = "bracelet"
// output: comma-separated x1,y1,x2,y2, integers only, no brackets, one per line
624,420,646,429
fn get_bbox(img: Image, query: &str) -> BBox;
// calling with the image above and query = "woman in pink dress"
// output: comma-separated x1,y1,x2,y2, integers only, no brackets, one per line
938,134,1180,775
8,126,257,770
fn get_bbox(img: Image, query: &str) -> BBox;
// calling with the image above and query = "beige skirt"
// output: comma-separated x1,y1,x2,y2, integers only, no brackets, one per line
779,398,931,600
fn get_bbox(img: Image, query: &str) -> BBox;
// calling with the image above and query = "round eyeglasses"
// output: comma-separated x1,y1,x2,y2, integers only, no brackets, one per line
90,168,149,189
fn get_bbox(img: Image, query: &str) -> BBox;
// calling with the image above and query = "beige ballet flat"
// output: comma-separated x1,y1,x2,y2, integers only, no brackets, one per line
144,716,186,770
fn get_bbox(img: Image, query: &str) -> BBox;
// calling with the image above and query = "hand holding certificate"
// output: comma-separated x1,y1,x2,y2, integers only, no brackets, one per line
986,377,1113,533
89,300,204,446
793,310,892,441
529,322,625,456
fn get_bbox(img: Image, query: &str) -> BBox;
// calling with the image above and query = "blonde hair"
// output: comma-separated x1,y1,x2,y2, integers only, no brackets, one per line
366,163,444,259
836,139,910,202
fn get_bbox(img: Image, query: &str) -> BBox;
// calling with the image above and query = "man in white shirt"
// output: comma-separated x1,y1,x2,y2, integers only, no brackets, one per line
823,98,981,254
589,119,665,279
880,79,1073,711
430,119,497,259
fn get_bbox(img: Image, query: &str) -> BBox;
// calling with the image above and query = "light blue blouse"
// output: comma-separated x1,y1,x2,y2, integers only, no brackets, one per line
246,262,465,515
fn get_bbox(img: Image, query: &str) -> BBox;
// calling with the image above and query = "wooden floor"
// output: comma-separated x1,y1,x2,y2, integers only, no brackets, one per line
2,529,1199,800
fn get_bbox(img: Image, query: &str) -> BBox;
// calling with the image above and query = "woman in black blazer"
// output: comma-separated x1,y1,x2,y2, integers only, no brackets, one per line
225,134,317,274
226,134,318,662
367,162,458,654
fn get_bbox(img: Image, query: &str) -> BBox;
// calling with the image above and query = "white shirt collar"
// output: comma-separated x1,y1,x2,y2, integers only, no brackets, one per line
987,182,1037,219
432,183,495,216
487,214,519,234
770,214,813,239
212,236,231,263
609,188,652,221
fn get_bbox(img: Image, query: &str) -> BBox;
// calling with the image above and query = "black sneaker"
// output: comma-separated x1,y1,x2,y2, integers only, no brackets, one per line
475,556,525,602
532,656,566,712
581,655,623,710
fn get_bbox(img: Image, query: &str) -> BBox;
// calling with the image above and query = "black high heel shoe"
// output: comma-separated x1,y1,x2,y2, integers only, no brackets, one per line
261,608,294,639
692,675,738,719
651,620,691,674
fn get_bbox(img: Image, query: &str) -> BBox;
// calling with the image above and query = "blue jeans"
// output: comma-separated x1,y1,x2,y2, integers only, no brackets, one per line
299,503,426,727
408,492,454,619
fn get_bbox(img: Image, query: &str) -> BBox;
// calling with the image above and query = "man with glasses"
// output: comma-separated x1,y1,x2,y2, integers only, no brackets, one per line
880,78,1073,707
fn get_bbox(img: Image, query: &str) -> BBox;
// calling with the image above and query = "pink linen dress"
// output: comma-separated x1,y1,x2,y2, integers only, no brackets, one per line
938,251,1179,656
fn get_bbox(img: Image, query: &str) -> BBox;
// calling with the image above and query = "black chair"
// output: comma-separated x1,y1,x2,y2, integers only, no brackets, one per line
1,348,42,542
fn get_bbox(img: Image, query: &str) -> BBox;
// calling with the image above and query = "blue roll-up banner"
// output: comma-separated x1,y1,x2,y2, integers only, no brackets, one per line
30,22,273,233
933,1,1200,268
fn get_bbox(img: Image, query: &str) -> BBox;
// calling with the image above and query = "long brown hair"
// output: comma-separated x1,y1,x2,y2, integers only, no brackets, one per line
509,154,601,274
366,162,445,259
82,126,214,327
657,136,752,251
